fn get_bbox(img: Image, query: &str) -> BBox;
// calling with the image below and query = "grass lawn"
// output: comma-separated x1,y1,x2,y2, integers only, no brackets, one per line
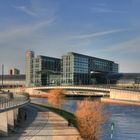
31,102,77,128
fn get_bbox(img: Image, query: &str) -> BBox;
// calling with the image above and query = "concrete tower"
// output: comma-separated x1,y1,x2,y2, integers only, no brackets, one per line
25,50,34,87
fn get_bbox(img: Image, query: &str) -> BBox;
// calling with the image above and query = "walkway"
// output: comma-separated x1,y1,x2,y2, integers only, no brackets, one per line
0,104,82,140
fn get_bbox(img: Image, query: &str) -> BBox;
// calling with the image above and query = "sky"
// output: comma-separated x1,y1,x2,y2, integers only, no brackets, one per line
0,0,140,74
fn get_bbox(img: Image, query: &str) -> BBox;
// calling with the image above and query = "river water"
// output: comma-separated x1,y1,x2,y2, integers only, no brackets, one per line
32,97,140,140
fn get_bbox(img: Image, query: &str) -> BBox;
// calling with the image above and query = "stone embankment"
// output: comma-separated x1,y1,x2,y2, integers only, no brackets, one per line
101,98,140,106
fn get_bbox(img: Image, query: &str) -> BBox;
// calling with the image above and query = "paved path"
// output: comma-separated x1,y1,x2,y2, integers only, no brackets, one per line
0,104,82,140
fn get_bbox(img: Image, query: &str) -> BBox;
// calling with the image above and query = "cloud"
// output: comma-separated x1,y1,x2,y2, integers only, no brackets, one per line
90,4,120,14
13,5,37,17
102,36,140,53
0,18,55,44
71,29,125,39
91,7,115,13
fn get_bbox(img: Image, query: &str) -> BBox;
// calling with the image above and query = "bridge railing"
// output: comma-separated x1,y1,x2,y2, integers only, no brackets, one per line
0,94,30,112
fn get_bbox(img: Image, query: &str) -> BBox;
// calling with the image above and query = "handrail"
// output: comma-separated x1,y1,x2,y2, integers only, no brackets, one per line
0,94,30,113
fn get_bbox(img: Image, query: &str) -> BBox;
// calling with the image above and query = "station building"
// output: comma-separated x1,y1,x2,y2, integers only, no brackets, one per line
25,50,119,87
107,73,140,87
62,52,118,85
25,50,61,87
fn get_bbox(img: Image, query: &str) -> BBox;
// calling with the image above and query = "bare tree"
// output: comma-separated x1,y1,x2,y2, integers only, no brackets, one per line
47,89,65,108
75,98,108,140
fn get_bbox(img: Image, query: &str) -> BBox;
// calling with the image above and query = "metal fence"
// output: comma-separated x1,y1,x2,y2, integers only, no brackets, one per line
0,94,30,112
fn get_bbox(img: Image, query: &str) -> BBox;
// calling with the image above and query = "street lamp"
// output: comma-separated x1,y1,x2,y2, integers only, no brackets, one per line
1,64,4,90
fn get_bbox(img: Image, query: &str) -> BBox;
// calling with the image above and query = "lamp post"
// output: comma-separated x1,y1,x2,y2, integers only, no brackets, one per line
1,64,4,90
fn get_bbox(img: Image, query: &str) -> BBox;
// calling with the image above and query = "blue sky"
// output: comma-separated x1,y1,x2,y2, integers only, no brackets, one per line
0,0,140,73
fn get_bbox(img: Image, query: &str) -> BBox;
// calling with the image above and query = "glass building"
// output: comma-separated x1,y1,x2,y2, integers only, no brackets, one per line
107,73,140,86
33,55,61,86
25,50,61,87
25,51,118,86
62,52,118,85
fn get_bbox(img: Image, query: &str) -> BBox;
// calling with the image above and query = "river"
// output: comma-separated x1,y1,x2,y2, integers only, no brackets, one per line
31,97,140,140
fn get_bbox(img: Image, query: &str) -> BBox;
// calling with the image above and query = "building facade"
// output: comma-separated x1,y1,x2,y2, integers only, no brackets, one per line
107,73,140,87
25,50,119,87
62,52,118,85
25,50,61,87
33,55,61,86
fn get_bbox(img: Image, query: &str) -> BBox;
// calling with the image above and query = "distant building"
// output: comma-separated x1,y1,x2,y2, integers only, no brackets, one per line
0,75,25,88
62,52,118,85
9,68,20,75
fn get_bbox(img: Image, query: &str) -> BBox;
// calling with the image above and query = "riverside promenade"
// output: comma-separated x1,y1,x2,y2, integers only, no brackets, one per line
0,104,82,140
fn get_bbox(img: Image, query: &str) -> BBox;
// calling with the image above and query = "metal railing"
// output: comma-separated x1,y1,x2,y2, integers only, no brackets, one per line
0,94,30,112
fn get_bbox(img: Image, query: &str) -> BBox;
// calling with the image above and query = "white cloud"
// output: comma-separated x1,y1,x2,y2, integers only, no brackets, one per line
13,5,37,17
102,36,140,53
0,18,55,44
91,7,114,13
71,29,125,39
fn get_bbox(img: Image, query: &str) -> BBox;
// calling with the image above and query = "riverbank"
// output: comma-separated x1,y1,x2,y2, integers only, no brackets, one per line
0,104,82,140
32,102,77,127
101,97,140,106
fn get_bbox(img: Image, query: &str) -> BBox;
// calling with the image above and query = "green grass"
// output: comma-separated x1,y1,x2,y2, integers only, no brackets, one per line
31,103,77,128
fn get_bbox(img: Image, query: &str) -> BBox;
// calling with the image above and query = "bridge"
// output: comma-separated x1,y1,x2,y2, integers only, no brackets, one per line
26,85,140,102
26,85,110,97
0,92,30,136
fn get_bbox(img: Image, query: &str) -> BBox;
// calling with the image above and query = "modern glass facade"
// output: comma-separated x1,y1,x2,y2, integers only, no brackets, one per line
106,73,140,87
25,50,61,87
26,51,119,86
62,52,119,85
33,55,61,86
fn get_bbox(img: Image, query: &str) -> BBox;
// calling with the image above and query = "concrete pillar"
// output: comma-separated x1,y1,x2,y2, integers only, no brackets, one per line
14,109,18,125
7,110,14,129
0,112,8,136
